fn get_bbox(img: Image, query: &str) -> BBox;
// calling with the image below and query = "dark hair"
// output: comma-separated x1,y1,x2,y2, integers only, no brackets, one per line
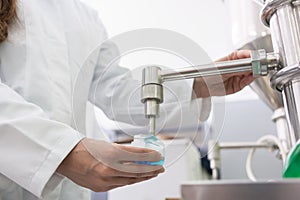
0,0,17,43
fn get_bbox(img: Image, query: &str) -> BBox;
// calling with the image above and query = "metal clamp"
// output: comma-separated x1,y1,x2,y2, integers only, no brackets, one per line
261,0,293,27
251,49,280,77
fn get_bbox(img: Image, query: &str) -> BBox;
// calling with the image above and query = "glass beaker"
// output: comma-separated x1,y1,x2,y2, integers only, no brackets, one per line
131,134,165,165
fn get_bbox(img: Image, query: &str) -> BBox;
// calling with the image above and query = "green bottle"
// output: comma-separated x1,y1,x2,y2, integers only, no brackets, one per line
283,142,300,178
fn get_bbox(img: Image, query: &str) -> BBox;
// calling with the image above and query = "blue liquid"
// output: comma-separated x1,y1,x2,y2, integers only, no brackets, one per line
132,134,165,166
135,157,165,166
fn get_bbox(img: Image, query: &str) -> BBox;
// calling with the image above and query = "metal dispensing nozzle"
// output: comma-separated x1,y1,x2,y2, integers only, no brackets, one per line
141,49,280,135
141,66,163,135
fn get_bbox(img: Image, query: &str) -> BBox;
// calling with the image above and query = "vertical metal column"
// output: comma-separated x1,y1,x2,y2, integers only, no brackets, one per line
262,0,300,146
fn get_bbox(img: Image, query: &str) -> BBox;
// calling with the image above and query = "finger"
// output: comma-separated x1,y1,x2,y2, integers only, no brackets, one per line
101,175,159,186
128,167,165,178
93,175,159,192
94,163,165,178
115,162,164,174
226,77,234,95
126,175,158,185
112,166,164,178
83,141,162,167
235,50,251,59
216,50,251,62
233,76,242,92
221,71,253,82
113,143,163,162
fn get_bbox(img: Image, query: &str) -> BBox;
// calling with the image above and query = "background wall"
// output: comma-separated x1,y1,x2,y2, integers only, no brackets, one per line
84,0,234,60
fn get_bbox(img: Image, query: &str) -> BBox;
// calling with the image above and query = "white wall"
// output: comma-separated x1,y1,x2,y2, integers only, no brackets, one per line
84,0,234,60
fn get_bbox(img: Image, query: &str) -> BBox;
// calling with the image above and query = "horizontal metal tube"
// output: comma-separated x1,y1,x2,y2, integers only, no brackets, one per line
218,142,275,149
160,58,252,82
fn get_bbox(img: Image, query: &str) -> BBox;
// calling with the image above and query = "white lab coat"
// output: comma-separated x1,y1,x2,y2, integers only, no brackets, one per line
0,0,210,199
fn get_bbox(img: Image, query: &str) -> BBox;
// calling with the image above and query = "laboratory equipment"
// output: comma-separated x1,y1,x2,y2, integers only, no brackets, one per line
240,35,290,147
139,0,300,198
261,0,300,147
240,36,292,171
181,180,300,200
207,138,284,180
227,0,291,157
141,49,280,135
141,49,283,181
180,2,300,199
208,0,300,181
260,0,300,178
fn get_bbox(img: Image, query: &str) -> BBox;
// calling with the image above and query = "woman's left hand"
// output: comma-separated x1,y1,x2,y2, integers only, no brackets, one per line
193,50,256,98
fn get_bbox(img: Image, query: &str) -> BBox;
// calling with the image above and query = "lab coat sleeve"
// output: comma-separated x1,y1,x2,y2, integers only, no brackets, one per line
0,82,84,198
88,40,211,129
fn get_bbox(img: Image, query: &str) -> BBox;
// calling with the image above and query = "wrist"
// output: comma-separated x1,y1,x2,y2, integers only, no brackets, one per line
56,138,87,174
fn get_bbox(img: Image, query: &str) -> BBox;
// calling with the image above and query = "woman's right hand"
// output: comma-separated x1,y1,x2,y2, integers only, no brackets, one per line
56,138,164,192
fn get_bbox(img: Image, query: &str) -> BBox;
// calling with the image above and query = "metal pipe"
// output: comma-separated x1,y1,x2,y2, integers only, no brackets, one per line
282,82,300,145
218,142,276,149
208,140,277,180
160,50,279,82
149,116,156,135
272,107,292,152
160,58,253,82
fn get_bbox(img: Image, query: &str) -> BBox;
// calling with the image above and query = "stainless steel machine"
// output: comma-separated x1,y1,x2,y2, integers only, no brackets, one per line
181,180,300,200
262,0,300,147
140,0,300,199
